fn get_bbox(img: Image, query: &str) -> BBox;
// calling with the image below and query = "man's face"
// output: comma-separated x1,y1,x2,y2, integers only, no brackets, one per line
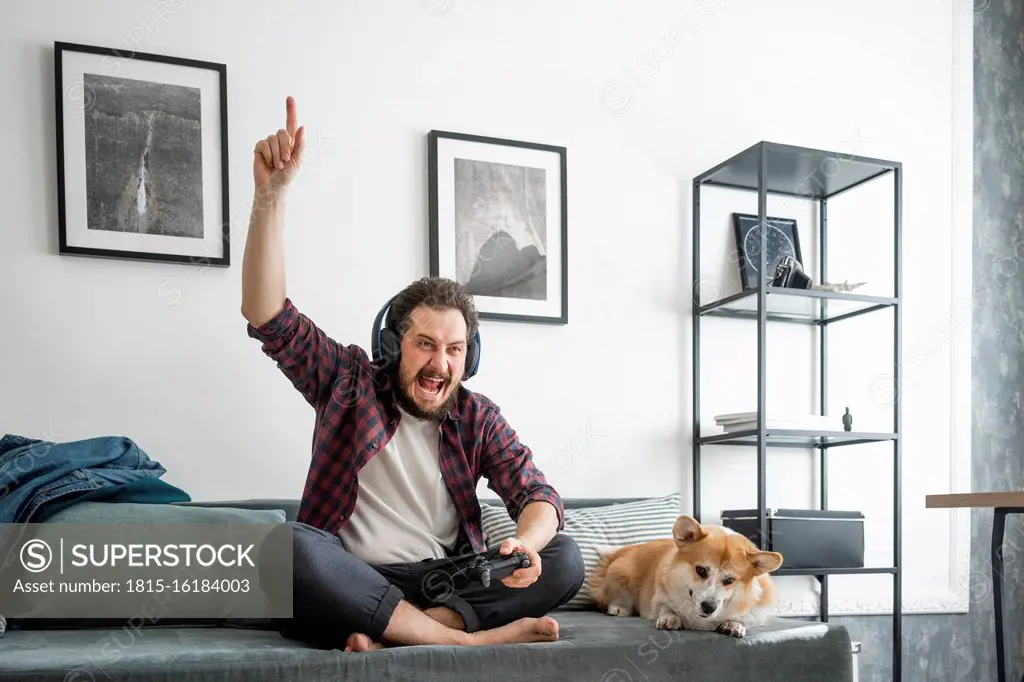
394,305,468,420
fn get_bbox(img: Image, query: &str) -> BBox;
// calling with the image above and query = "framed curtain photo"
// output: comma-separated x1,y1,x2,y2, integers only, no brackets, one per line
54,41,230,266
428,130,567,324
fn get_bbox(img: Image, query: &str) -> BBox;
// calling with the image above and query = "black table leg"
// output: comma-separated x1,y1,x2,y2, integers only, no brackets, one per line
993,508,1007,682
992,507,1024,682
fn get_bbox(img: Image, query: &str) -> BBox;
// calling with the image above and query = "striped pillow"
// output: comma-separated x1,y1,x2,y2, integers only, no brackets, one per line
479,494,682,610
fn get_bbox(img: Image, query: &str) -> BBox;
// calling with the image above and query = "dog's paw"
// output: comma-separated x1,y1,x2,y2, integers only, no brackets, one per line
717,621,746,638
606,605,630,617
655,613,683,630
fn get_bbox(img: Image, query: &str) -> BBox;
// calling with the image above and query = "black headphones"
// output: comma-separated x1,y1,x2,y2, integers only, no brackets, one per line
370,294,481,380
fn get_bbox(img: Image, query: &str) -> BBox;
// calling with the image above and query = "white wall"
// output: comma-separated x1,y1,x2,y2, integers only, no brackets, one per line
0,0,972,617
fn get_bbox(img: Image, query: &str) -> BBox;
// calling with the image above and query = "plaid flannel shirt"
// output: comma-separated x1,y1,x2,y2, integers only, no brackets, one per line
247,298,565,554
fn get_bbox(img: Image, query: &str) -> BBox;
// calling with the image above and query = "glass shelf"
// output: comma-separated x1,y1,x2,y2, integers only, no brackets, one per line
699,428,897,448
775,566,898,577
694,141,901,199
697,286,897,324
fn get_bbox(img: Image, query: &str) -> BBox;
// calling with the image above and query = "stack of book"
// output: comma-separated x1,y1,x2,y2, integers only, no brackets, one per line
713,411,843,432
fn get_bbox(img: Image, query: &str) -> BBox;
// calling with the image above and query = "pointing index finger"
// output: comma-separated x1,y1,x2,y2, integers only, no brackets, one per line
286,96,298,137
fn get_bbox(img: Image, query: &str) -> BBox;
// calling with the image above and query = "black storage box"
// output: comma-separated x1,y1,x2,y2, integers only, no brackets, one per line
720,508,865,570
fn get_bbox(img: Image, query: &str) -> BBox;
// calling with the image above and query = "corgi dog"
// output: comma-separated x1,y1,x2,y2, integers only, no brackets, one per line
587,514,783,637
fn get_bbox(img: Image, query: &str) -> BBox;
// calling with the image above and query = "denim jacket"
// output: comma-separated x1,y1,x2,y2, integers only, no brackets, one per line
0,433,189,524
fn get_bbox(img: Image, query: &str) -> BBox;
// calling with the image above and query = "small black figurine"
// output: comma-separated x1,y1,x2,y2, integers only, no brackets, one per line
842,407,853,432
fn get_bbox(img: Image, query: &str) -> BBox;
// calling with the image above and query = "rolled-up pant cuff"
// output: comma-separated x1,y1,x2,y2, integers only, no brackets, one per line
367,582,405,641
440,594,482,633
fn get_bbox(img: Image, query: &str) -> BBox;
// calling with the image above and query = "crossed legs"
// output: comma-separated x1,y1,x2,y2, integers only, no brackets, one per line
261,522,586,651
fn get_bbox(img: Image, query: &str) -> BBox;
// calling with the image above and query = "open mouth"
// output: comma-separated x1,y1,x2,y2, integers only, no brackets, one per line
416,375,446,397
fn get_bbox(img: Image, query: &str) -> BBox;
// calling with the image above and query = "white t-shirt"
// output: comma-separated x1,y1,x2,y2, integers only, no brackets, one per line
337,406,462,564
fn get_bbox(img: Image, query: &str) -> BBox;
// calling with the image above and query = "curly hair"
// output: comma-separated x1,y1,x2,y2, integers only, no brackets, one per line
388,277,479,343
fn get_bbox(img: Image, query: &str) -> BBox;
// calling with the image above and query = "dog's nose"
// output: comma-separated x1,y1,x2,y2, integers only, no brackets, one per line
700,601,716,615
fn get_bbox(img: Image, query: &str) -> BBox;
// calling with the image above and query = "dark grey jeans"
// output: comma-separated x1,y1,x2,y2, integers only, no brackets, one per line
264,521,586,649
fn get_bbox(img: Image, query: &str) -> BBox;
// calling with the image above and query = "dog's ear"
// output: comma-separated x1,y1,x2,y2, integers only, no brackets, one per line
747,550,783,575
672,515,706,547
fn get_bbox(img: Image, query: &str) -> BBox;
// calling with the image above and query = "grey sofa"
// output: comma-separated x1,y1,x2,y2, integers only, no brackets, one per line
3,498,855,681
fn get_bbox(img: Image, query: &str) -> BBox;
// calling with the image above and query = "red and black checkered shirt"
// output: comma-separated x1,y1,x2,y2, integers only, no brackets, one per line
247,298,565,554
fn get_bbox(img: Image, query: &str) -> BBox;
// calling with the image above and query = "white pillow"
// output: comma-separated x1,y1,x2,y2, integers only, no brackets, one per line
479,494,682,610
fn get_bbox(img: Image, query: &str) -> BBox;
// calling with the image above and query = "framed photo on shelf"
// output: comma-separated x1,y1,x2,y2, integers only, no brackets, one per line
54,41,230,267
731,212,803,290
428,130,567,324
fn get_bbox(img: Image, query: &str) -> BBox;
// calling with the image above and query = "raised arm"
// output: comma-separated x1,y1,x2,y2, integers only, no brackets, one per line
241,95,306,328
241,98,350,409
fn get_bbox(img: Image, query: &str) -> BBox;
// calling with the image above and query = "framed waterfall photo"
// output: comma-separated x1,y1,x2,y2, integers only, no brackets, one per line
428,130,568,324
54,41,230,267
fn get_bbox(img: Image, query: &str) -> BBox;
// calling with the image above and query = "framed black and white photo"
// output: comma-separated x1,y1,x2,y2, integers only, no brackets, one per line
54,41,229,266
428,130,567,324
731,212,803,291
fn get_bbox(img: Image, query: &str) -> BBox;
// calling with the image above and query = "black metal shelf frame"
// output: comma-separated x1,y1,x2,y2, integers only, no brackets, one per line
690,141,902,680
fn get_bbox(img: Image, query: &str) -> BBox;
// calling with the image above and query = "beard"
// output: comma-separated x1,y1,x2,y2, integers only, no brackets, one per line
394,365,459,421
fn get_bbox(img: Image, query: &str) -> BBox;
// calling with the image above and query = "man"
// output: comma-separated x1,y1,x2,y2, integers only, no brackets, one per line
241,96,585,652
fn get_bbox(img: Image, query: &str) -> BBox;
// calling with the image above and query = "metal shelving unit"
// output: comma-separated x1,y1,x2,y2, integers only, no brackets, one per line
690,141,902,680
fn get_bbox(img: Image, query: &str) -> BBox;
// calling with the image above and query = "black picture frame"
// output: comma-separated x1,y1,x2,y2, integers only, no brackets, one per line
54,41,230,267
428,130,568,324
731,212,803,290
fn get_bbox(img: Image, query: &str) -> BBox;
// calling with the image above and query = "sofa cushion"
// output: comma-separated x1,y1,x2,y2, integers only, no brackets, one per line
480,494,682,609
45,501,287,524
174,499,300,522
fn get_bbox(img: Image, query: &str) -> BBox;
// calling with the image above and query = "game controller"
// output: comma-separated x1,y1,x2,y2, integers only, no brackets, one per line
465,547,531,588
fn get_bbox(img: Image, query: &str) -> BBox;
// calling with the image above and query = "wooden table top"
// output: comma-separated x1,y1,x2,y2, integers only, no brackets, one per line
926,491,1024,509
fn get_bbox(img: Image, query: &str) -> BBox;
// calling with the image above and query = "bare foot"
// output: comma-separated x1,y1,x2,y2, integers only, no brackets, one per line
468,616,559,646
344,633,385,652
425,606,465,630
